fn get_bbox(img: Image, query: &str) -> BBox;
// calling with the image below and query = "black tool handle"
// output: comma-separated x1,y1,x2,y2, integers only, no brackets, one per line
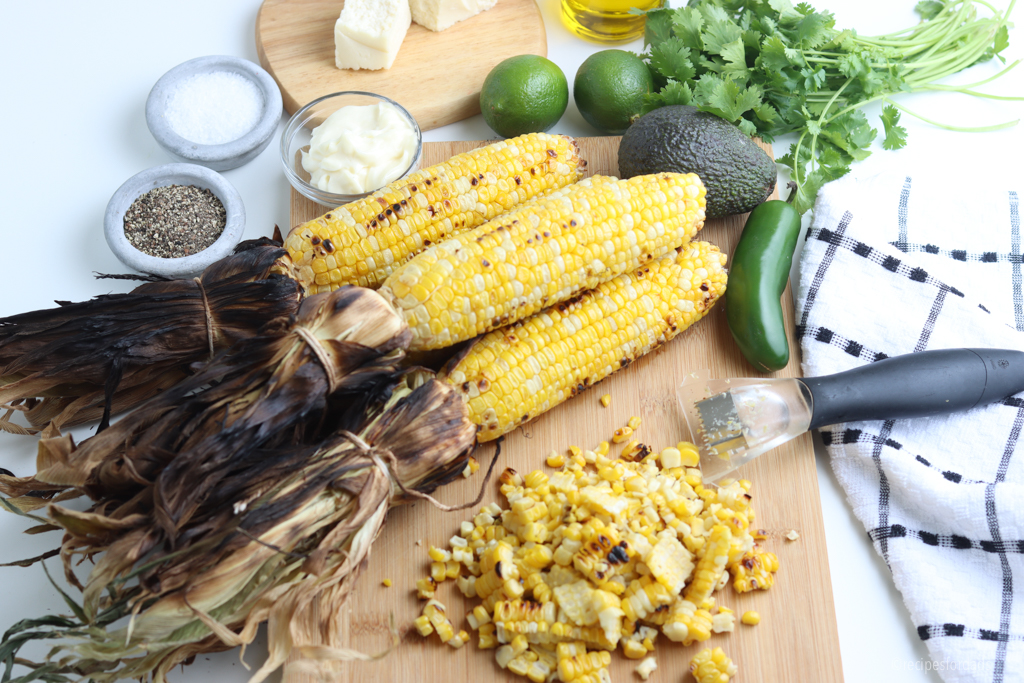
803,348,1024,430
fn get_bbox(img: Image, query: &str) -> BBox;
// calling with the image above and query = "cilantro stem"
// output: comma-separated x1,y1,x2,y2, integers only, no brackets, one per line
882,98,1020,131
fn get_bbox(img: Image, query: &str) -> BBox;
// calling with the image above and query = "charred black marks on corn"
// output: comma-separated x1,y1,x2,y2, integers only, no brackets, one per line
546,149,557,158
471,177,479,186
514,175,522,185
310,236,321,246
321,239,335,254
608,542,630,565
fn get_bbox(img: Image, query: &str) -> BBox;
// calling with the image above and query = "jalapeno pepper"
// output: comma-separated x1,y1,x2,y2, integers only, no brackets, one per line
726,187,802,372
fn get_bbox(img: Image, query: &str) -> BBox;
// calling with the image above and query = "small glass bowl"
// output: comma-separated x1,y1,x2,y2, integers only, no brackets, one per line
281,91,422,208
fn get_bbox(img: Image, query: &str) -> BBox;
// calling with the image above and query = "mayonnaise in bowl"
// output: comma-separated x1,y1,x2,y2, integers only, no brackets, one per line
301,101,419,195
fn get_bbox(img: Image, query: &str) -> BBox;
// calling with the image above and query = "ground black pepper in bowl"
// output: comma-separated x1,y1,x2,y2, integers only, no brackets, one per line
123,184,227,258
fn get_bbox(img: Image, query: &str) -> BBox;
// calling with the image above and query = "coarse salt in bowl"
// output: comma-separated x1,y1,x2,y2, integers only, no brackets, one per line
147,56,282,171
281,91,422,207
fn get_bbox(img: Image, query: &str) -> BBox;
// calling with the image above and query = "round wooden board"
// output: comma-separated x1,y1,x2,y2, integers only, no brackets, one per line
256,0,548,131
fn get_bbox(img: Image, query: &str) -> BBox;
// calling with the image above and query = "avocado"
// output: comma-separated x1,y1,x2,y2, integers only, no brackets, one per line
617,106,777,219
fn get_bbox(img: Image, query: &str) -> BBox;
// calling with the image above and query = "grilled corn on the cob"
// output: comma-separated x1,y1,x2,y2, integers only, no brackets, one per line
380,172,707,350
285,133,585,292
439,241,726,440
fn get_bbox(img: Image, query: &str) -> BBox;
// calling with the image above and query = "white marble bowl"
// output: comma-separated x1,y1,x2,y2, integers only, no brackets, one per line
104,163,245,278
146,56,282,171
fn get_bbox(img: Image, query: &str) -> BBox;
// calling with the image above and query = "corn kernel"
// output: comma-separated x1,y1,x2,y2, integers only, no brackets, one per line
382,578,392,587
628,416,642,429
431,561,447,582
742,611,761,626
414,615,433,636
600,394,611,407
429,546,451,563
547,451,566,468
596,441,610,456
612,426,633,443
677,442,701,467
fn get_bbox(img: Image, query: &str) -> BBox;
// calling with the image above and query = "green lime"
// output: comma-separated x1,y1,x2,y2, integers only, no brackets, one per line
574,50,654,135
480,55,569,138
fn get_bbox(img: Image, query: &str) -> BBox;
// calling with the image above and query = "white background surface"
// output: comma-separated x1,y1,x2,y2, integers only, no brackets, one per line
0,1,1021,682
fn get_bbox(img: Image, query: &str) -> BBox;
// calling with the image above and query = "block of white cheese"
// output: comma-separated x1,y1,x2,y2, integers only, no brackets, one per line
334,0,411,71
410,0,497,32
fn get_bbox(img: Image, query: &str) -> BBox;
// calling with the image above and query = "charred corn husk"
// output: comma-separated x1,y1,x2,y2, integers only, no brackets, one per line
1,370,476,683
380,173,707,350
0,239,301,435
439,241,726,440
0,287,410,520
286,133,586,293
413,430,776,683
689,647,738,683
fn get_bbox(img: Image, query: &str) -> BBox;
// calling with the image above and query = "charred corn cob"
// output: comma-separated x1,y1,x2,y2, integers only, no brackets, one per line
380,172,707,350
286,132,585,292
689,647,738,683
439,241,726,440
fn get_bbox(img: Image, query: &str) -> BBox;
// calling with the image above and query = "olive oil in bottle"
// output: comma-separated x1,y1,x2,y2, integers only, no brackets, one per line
560,0,664,43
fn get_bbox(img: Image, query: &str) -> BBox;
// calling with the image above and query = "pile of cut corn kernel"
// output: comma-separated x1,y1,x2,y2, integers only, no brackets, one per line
414,420,779,683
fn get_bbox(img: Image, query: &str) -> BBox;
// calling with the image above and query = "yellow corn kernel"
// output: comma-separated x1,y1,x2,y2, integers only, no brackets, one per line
596,441,610,456
600,394,611,407
684,525,732,609
414,615,434,637
415,576,437,600
525,469,549,489
627,416,642,430
511,634,529,656
287,132,585,293
622,639,647,659
446,560,461,579
547,451,566,468
448,630,469,649
742,610,761,626
689,647,737,683
558,650,612,682
612,427,633,444
463,456,480,478
478,622,499,649
382,578,392,587
429,545,451,563
658,447,682,469
524,544,554,569
625,475,646,493
431,561,447,583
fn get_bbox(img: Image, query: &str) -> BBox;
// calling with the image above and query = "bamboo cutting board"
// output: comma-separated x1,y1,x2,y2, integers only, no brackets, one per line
285,137,844,683
256,0,547,130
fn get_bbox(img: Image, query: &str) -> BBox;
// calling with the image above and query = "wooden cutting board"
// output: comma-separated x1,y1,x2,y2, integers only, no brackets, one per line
256,0,547,130
285,137,844,683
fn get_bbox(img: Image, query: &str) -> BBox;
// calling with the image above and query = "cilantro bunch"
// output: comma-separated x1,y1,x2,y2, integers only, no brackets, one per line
640,0,1019,213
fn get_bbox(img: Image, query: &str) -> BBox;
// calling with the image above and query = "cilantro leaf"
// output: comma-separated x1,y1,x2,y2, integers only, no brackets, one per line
758,35,803,71
671,8,705,52
640,80,694,115
914,0,945,21
791,168,829,215
719,38,750,79
693,74,763,122
649,37,697,83
703,19,744,56
795,10,835,49
737,118,758,136
880,104,907,150
644,8,675,48
800,66,827,91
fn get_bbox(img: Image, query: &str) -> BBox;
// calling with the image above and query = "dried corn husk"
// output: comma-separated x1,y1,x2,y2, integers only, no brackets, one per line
0,287,410,530
0,371,476,683
0,238,302,434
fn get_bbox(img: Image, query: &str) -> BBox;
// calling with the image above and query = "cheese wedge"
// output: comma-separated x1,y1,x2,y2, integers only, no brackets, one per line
334,0,412,70
410,0,497,32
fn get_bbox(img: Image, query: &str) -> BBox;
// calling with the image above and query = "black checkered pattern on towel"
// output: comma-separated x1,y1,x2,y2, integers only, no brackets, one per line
796,171,1024,682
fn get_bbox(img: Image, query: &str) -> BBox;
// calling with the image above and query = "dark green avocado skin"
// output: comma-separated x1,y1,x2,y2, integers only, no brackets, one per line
618,106,777,219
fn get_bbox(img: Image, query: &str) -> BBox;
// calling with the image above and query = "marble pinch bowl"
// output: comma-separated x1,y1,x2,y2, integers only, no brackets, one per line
104,163,245,279
146,55,282,171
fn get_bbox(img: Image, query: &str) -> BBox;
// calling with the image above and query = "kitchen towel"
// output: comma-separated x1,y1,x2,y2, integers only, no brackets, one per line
797,168,1024,682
